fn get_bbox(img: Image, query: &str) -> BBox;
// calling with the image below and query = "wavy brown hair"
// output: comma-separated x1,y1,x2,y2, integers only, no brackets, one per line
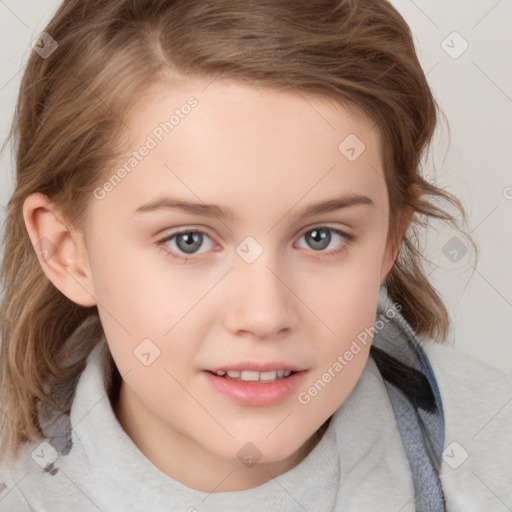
0,0,477,463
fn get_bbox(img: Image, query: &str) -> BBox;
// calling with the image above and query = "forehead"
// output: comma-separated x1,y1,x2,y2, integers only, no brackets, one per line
98,77,387,225
124,77,378,148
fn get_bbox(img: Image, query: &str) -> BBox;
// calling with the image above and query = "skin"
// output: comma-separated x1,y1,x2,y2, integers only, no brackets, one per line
23,77,413,492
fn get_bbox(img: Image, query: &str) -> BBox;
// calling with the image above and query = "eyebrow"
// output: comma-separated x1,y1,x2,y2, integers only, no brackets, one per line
134,193,374,220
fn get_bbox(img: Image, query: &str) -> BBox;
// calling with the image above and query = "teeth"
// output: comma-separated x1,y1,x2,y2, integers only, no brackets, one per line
215,369,294,382
241,371,261,381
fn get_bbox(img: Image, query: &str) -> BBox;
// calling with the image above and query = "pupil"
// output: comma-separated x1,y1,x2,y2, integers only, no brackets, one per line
309,228,330,250
178,232,202,254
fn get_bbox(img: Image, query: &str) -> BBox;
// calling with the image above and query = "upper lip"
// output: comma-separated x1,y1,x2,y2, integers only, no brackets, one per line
207,362,306,373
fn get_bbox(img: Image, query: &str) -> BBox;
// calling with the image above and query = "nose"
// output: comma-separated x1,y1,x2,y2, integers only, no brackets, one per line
223,254,299,340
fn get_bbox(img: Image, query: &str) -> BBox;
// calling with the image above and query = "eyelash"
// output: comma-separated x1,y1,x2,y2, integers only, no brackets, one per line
156,225,356,263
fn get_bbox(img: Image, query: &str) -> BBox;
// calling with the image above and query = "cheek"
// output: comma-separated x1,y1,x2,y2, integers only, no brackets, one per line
300,270,379,408
88,233,173,321
323,288,377,371
307,245,382,333
88,238,206,373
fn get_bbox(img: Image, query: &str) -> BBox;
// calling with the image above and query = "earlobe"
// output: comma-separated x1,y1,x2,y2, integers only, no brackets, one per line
22,192,97,307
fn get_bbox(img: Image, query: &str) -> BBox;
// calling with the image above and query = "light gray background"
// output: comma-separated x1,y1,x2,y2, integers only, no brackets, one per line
1,1,511,374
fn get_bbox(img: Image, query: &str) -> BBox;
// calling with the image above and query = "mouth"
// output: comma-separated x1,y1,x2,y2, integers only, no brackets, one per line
207,369,298,383
203,364,307,406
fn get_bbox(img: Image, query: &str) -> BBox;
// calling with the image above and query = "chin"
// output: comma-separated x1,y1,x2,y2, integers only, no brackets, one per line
217,430,312,468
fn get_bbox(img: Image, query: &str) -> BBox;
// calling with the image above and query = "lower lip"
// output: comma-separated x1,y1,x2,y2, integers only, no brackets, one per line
203,370,307,407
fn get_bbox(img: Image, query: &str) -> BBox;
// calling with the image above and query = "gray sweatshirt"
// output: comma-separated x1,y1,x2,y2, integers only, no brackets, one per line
1,300,511,511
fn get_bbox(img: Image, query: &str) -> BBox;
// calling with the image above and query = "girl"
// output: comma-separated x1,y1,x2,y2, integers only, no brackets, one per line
1,1,511,511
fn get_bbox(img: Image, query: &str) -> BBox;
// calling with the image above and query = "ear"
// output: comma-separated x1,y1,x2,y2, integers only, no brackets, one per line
22,192,97,307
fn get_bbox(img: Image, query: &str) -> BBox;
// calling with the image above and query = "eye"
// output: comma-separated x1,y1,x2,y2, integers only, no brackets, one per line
295,226,355,257
157,229,215,262
157,225,355,262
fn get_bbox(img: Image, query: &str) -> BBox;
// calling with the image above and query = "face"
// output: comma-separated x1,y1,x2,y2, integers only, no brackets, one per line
81,77,396,491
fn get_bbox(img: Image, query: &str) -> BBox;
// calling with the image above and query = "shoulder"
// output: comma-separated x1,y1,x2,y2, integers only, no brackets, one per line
420,339,512,439
420,340,512,510
420,339,512,407
421,337,512,384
